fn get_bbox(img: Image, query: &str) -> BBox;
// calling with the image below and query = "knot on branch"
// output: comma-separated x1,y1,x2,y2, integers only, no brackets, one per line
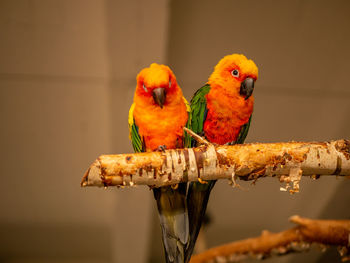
335,140,350,160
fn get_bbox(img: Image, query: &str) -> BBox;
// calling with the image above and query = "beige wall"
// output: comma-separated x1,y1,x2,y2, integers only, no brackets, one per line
0,0,168,262
0,0,349,263
0,1,113,262
167,1,350,262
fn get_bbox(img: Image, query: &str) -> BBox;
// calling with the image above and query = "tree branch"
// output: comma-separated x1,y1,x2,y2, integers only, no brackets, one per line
81,139,350,193
189,216,350,263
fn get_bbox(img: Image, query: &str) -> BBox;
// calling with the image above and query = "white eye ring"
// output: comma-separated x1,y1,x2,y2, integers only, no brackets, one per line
143,84,148,92
231,69,239,78
169,80,171,88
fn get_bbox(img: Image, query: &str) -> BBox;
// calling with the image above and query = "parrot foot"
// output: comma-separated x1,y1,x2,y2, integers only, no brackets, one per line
198,178,208,184
171,183,179,190
156,145,167,152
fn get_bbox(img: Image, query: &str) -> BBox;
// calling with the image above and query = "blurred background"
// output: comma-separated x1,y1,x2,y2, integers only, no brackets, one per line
0,0,349,262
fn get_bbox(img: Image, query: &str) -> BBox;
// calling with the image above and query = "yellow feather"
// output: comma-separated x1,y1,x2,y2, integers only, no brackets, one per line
128,103,135,140
183,96,191,113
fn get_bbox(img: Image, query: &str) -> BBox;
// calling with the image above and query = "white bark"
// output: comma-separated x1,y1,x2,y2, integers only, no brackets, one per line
81,139,350,193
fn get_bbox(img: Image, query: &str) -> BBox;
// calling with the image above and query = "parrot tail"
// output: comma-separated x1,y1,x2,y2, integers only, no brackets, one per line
185,180,216,263
153,182,189,263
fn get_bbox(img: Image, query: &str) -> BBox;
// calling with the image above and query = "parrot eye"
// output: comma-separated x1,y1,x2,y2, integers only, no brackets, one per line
143,84,148,92
169,80,171,88
231,69,239,78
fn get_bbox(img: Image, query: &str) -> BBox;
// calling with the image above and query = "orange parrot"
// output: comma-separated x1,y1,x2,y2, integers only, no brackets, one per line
185,54,258,261
129,63,190,263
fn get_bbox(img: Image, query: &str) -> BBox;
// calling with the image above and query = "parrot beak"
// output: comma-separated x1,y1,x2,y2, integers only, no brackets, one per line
240,77,255,100
152,87,166,108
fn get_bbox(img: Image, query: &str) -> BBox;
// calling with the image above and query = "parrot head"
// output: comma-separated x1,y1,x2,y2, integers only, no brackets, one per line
208,54,258,100
136,63,179,109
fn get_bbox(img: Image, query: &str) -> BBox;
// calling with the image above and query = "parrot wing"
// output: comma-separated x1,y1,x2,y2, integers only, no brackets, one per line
236,115,252,144
128,103,145,152
185,84,212,262
185,84,211,148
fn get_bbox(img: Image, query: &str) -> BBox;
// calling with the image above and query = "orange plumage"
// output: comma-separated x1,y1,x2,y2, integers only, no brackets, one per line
132,63,188,151
130,63,190,263
204,54,258,144
185,54,258,262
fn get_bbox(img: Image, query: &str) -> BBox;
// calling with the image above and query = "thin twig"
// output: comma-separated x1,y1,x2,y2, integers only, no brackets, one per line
184,127,210,146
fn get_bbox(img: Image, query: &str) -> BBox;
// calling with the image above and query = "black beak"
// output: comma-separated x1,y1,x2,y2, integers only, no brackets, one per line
240,77,255,100
152,87,166,108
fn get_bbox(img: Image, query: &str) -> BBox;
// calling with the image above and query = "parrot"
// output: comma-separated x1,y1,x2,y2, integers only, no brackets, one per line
185,54,258,261
128,63,190,263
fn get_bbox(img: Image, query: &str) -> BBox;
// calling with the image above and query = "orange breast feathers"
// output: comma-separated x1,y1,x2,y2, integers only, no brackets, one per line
204,90,254,144
133,89,188,151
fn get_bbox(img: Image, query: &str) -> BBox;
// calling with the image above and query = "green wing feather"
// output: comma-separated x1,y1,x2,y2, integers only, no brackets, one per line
185,84,211,148
128,103,144,153
236,115,252,144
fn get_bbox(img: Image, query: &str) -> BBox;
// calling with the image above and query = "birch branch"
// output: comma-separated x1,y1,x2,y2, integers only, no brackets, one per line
81,139,350,193
189,216,350,263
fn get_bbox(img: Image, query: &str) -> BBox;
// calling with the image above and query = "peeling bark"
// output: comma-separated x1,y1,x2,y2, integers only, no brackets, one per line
81,140,350,193
189,216,350,263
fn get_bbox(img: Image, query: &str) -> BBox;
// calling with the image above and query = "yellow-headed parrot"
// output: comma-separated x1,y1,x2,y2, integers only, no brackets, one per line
185,54,258,261
129,63,190,263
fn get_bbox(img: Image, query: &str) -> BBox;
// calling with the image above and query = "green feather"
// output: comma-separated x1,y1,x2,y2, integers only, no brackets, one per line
236,115,252,144
185,84,211,148
128,103,144,153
